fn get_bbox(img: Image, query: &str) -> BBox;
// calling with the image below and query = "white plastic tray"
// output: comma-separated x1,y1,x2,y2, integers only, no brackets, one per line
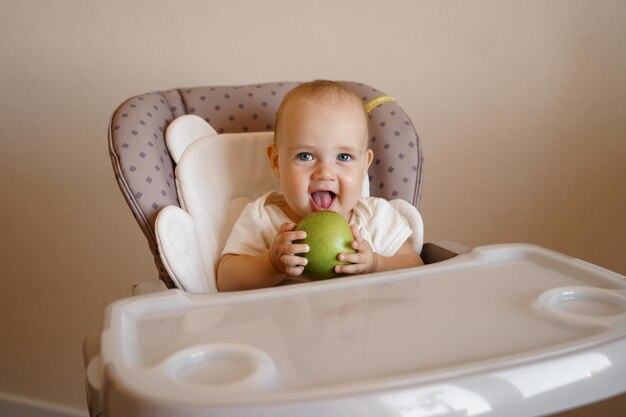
95,244,626,416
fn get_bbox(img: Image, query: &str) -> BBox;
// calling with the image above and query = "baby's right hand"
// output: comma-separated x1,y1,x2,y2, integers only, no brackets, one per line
269,222,309,276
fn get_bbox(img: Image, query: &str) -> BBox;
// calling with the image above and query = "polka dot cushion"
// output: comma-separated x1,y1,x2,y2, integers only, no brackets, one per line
109,82,423,287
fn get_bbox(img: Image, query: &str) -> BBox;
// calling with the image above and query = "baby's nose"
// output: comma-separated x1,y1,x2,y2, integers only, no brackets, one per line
312,162,335,180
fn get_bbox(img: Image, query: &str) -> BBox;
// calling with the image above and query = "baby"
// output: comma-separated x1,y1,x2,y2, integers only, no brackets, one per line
217,80,423,291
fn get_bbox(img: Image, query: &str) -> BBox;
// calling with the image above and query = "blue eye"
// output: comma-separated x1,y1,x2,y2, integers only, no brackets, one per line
296,152,314,161
337,153,352,162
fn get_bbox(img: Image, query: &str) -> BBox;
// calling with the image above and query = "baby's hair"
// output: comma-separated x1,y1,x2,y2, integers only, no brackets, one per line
274,80,367,138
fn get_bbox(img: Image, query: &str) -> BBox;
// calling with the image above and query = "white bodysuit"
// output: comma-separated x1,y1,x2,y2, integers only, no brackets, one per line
223,191,414,259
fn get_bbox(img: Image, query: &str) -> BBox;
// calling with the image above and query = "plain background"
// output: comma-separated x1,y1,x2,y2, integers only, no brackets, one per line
1,0,624,413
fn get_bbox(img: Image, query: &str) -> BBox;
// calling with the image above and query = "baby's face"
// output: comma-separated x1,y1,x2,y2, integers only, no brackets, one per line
268,97,372,222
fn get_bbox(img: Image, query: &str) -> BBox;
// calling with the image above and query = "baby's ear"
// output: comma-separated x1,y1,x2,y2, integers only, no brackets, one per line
365,148,374,168
267,144,280,177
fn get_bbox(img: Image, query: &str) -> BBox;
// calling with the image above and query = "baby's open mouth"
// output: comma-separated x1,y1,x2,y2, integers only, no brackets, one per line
310,191,337,211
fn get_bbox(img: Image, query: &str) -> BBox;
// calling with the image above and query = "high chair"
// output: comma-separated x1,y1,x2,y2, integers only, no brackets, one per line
107,81,463,292
85,82,626,417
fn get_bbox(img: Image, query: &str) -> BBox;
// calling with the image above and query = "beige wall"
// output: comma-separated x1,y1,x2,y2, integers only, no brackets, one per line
0,0,624,412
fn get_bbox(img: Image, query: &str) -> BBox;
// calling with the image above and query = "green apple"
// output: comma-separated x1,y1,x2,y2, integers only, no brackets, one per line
295,210,355,280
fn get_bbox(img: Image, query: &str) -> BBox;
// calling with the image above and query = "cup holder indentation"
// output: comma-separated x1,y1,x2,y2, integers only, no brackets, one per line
537,287,626,329
161,344,276,389
556,294,625,317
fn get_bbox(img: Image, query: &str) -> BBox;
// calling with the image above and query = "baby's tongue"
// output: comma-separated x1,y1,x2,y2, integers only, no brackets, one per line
311,191,334,210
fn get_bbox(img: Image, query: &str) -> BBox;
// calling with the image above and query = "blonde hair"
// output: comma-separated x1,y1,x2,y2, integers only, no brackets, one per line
274,80,368,138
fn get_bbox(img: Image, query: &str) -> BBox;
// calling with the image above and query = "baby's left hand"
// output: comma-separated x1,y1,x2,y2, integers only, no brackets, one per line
334,224,378,275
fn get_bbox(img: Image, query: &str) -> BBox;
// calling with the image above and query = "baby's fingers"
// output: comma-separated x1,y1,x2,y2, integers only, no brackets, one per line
334,261,367,275
350,239,371,252
281,254,308,276
284,266,305,276
337,251,363,265
350,224,363,241
278,222,297,233
275,230,307,246
290,243,309,256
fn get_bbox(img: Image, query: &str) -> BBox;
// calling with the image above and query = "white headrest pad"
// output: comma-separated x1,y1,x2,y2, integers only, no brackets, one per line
166,115,218,163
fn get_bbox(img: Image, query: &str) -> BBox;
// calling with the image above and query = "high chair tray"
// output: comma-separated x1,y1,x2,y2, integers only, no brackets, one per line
97,244,626,417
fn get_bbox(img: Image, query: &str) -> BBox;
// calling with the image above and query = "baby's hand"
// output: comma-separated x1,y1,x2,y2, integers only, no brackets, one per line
334,224,378,275
269,222,309,276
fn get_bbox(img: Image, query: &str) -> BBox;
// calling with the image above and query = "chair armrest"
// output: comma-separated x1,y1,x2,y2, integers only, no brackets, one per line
421,241,470,264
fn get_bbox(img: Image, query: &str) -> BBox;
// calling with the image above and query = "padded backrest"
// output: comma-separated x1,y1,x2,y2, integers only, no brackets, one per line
109,82,423,287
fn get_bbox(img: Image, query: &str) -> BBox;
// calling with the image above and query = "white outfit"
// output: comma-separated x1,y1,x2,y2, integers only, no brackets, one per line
223,191,413,258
